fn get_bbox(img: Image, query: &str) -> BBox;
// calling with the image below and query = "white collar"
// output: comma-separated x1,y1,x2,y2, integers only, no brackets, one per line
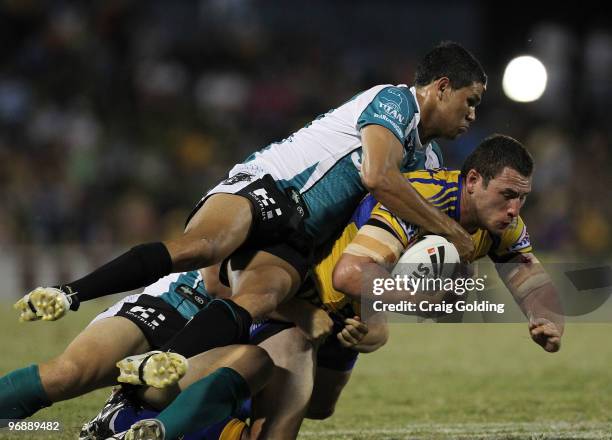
409,86,424,150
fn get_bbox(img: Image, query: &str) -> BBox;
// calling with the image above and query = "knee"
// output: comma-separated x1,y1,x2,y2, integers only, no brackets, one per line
169,235,217,269
244,345,274,378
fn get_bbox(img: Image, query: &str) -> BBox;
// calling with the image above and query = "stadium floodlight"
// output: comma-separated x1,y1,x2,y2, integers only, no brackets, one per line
502,55,548,103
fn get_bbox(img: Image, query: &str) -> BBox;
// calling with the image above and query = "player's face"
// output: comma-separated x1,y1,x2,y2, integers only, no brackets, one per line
473,167,531,235
439,82,485,139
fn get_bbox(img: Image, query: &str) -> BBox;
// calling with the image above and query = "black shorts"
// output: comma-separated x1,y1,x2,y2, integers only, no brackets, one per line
187,173,313,286
219,241,312,288
316,313,359,372
96,295,188,349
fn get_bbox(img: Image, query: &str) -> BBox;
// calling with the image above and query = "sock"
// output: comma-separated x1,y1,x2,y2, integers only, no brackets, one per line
63,242,172,307
161,299,252,358
157,367,251,439
0,365,51,421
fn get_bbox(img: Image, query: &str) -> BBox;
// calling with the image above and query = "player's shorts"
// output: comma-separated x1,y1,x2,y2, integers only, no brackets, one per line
90,294,189,349
186,164,313,283
219,240,312,287
187,164,310,249
317,313,359,372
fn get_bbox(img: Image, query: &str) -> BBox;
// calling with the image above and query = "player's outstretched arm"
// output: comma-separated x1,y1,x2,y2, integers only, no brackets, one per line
496,252,564,352
360,125,474,261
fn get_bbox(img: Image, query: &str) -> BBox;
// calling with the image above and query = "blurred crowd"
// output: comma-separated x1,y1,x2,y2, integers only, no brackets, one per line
0,0,610,286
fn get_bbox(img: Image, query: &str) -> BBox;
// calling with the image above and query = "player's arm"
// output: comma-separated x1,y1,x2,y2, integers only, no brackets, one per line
496,252,564,352
332,215,445,309
337,313,388,353
360,124,474,261
332,214,403,302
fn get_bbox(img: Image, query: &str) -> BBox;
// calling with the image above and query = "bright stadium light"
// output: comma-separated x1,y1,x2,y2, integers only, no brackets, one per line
502,55,548,102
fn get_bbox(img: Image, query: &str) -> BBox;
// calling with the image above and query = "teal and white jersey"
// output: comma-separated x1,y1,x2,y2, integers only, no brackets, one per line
89,270,210,326
143,270,210,320
215,84,443,245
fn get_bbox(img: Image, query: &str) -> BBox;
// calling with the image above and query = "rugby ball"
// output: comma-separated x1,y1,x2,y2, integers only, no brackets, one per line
391,235,460,280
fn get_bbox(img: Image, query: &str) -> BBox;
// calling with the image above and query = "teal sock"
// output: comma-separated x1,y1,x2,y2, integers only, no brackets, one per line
157,367,250,439
0,365,51,421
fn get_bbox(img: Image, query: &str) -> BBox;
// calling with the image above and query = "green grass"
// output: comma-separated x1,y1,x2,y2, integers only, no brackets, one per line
1,299,612,439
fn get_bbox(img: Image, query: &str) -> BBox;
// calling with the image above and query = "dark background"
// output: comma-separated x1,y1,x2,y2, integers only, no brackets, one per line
1,0,610,268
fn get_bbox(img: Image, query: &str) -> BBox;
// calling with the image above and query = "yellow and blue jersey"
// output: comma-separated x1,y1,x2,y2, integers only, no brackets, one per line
313,168,533,315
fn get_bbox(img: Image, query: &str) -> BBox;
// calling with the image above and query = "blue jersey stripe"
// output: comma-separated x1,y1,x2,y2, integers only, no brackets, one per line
429,189,459,205
408,177,449,186
350,195,378,228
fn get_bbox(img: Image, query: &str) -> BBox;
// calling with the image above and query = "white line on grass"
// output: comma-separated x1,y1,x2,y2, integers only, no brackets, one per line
298,422,612,439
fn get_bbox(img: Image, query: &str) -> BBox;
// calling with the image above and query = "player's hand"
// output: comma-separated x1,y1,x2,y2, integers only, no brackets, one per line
337,316,369,348
447,228,475,262
296,307,333,344
14,287,72,322
529,317,562,353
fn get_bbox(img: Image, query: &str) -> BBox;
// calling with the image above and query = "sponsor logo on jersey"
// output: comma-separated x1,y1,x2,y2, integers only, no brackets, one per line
372,113,402,138
509,225,531,252
126,306,166,330
222,172,254,186
174,283,209,309
250,188,283,221
285,187,308,219
379,89,407,124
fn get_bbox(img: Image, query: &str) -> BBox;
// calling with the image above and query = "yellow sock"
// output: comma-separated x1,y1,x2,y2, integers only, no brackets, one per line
219,418,247,440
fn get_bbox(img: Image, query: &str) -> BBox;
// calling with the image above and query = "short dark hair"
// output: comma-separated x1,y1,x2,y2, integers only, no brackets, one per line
415,41,487,89
461,134,534,186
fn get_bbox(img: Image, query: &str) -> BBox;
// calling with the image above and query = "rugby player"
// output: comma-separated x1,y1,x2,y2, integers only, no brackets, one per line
106,134,564,440
328,134,564,352
16,42,486,367
1,266,333,424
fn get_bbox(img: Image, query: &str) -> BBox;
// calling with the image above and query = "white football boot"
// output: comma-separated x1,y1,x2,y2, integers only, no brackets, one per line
116,351,188,389
106,419,166,440
14,287,73,322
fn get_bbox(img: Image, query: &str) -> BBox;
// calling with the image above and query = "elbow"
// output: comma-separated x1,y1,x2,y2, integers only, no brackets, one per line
332,262,351,294
332,260,361,300
361,168,393,194
369,326,390,353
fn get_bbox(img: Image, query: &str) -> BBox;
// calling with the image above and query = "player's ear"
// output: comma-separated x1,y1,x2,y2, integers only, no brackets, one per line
435,77,450,100
465,169,480,194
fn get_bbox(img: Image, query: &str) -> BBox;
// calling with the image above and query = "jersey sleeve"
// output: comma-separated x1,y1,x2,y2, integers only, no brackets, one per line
356,86,416,144
369,202,420,249
488,216,533,263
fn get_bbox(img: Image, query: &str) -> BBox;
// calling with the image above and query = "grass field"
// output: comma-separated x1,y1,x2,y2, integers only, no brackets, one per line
1,298,612,439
